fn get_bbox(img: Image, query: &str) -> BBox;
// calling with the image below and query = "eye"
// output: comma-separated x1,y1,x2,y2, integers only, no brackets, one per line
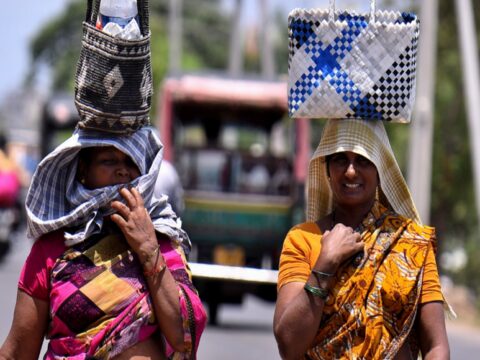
356,156,373,167
99,157,117,165
330,153,348,166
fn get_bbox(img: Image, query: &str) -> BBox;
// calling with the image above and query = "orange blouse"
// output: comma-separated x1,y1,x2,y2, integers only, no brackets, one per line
278,222,443,304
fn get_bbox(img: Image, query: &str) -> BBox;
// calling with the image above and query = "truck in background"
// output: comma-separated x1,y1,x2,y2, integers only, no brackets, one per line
156,74,310,324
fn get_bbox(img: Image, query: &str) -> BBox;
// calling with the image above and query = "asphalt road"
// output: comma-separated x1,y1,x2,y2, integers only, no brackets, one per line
1,229,479,359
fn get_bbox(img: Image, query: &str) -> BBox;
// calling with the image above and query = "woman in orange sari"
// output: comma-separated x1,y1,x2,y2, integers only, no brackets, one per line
274,119,450,359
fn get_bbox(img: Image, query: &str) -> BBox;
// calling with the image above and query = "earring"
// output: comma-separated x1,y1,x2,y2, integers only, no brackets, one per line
80,178,85,184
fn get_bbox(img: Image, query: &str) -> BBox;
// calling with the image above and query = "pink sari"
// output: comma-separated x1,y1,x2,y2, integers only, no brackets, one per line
45,232,206,360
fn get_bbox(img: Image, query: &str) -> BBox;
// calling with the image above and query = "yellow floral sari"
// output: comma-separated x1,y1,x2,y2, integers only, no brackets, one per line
307,202,435,359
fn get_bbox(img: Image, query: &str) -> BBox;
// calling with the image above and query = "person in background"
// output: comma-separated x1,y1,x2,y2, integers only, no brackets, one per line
154,159,185,216
0,133,22,258
274,119,450,360
0,133,21,208
0,128,206,359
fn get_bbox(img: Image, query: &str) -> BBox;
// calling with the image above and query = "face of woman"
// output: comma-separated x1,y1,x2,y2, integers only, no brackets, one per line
80,147,141,189
328,151,379,209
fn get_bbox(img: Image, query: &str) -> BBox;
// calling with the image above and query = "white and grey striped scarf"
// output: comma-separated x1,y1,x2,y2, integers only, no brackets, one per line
25,127,190,250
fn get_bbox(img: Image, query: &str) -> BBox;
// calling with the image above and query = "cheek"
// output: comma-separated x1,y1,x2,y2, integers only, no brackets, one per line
88,167,113,183
131,168,141,178
367,170,379,188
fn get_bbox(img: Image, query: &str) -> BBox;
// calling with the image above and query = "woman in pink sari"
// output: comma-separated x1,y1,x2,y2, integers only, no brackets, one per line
0,128,207,359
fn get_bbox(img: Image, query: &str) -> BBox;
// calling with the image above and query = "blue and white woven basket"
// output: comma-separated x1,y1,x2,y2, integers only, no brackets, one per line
288,0,419,122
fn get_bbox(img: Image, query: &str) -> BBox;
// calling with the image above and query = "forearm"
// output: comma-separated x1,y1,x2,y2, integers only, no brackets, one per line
274,281,326,359
146,267,186,352
422,343,450,360
0,291,47,360
0,337,42,360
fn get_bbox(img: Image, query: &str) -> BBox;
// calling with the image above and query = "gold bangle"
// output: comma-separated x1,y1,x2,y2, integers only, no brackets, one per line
141,244,160,267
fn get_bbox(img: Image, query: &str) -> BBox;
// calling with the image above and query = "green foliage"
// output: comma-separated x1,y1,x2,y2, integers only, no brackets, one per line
430,0,478,243
29,0,229,96
445,235,480,298
29,1,85,91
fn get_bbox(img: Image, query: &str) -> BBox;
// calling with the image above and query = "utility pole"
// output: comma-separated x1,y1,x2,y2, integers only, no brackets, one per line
407,0,438,224
228,0,243,76
168,0,182,75
455,0,480,226
259,0,275,79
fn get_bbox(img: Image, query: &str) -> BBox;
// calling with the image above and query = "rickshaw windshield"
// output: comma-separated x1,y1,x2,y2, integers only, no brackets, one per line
175,115,294,197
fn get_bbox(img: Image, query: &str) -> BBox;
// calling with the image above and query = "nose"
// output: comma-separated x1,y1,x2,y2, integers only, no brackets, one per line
345,162,356,177
116,166,130,179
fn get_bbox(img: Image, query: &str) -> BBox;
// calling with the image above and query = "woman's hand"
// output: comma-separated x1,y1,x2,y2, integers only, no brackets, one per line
316,223,364,272
110,187,157,259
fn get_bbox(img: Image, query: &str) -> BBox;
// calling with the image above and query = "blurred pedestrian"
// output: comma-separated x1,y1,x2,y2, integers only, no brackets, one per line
154,159,185,216
0,133,21,208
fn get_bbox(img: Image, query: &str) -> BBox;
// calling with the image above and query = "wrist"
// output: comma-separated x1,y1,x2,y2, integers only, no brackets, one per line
310,269,334,290
141,244,167,279
139,242,159,268
136,239,159,264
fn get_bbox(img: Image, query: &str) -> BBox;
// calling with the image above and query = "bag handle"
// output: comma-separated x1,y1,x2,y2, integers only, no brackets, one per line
85,0,150,36
329,0,376,22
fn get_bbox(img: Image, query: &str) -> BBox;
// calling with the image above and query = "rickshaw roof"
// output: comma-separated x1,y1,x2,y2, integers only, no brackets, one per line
162,75,288,111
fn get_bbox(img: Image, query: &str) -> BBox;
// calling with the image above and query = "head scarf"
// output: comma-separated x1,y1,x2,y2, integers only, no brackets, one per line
307,119,420,224
26,127,189,250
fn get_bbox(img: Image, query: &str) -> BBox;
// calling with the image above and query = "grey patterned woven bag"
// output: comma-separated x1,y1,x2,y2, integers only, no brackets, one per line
288,0,419,122
74,0,153,133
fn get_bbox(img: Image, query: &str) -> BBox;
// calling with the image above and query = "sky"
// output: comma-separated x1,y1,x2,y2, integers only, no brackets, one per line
0,0,366,104
0,0,69,103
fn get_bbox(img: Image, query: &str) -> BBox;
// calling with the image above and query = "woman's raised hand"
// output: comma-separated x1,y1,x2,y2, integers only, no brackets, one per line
110,187,158,256
316,223,364,272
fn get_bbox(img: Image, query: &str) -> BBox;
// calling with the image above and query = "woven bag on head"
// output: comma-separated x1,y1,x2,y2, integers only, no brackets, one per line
74,0,153,134
288,0,419,122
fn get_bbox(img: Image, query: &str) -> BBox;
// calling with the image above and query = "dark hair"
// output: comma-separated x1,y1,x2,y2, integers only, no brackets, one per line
0,133,7,151
325,154,333,177
78,147,94,165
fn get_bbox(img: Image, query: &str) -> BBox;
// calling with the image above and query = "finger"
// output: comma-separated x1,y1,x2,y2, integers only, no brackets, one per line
111,213,128,229
119,187,137,208
130,187,145,207
111,200,131,219
323,230,330,237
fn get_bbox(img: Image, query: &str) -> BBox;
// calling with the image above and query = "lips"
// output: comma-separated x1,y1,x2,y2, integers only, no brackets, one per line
344,183,361,189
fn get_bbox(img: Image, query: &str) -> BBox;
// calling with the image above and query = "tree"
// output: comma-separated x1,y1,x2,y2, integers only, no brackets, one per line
28,0,230,96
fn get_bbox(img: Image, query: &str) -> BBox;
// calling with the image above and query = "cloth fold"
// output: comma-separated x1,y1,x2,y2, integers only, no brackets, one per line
307,202,431,359
25,127,190,251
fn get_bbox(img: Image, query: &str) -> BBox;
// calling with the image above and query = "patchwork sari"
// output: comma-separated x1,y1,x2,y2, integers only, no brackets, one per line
45,231,204,360
306,203,435,359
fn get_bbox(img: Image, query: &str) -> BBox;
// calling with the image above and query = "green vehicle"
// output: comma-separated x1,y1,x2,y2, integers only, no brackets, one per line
156,74,311,324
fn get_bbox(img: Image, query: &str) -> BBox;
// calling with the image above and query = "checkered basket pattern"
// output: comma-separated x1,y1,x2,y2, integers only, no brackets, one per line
288,2,419,122
74,0,153,134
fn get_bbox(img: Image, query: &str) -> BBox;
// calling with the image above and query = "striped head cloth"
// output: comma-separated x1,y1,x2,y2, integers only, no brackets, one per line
307,119,421,224
26,127,190,250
